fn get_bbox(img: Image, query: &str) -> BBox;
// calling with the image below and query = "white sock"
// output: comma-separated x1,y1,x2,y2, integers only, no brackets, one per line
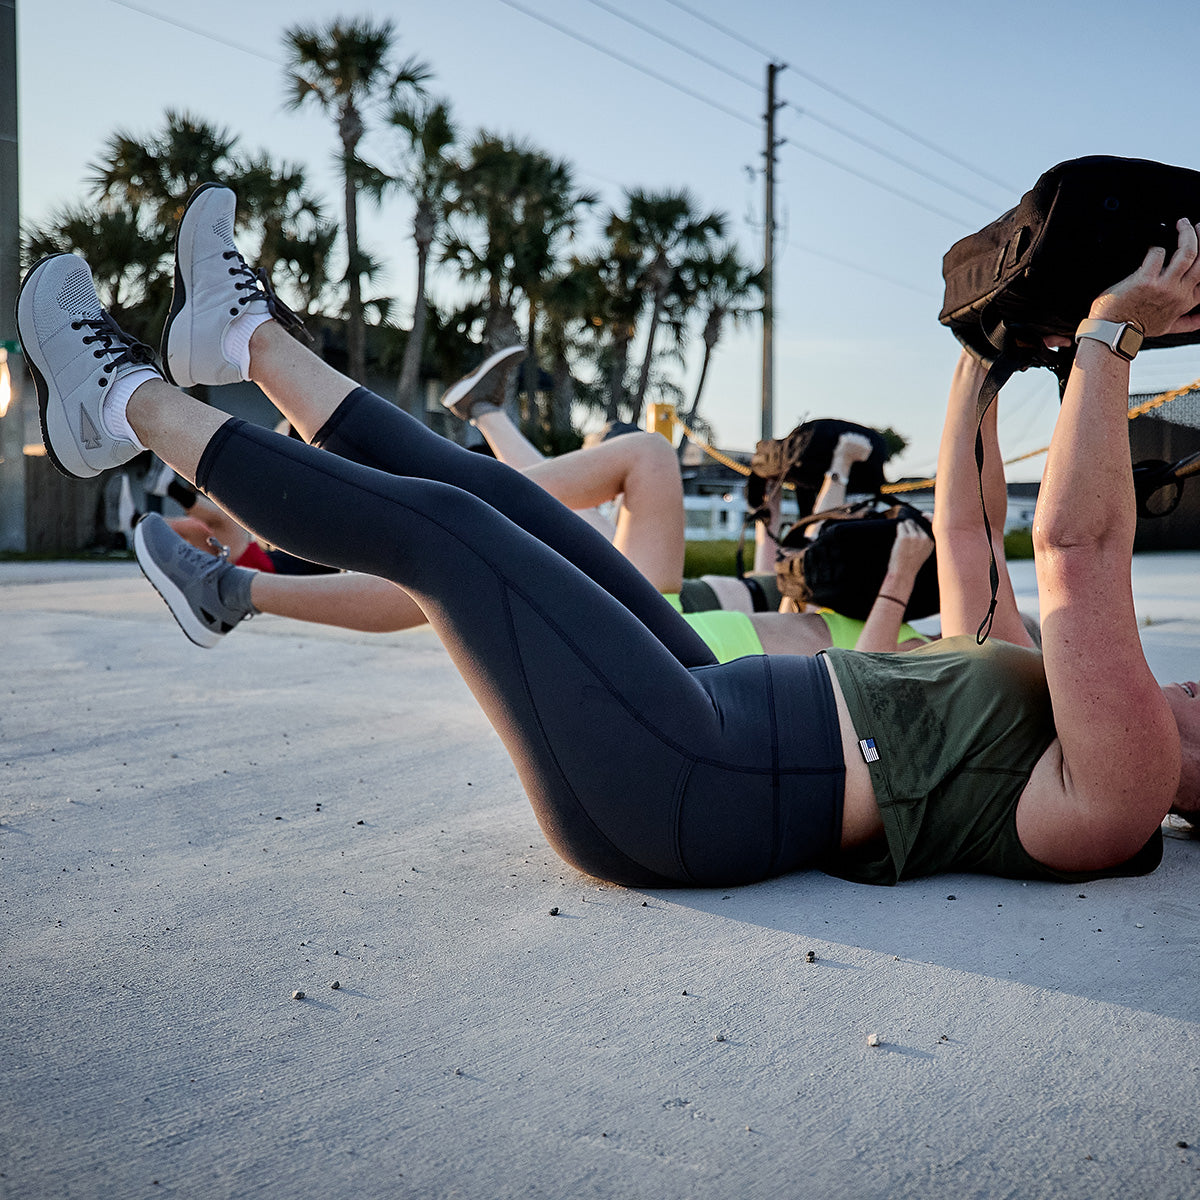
101,366,159,450
222,311,272,377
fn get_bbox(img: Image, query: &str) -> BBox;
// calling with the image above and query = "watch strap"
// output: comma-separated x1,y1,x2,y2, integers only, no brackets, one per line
1075,318,1144,361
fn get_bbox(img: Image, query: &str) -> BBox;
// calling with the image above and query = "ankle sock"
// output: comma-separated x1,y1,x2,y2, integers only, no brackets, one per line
222,312,272,378
216,562,259,616
101,366,159,450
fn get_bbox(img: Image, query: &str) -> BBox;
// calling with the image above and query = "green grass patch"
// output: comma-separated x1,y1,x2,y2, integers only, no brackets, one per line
683,539,742,577
1003,528,1034,559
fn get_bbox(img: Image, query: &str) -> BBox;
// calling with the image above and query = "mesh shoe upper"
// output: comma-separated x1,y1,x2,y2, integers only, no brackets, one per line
16,253,157,479
163,182,307,388
134,513,255,649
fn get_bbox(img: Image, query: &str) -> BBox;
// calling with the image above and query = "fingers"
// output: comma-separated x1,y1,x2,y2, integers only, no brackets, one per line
1165,217,1199,277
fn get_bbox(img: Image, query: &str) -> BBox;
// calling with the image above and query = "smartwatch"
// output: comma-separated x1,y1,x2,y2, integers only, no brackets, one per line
1075,318,1144,361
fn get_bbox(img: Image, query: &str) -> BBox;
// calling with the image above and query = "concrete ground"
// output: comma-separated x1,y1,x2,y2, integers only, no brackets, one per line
2,555,1198,1200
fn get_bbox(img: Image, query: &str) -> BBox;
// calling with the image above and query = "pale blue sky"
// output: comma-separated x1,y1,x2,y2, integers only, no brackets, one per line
17,0,1200,479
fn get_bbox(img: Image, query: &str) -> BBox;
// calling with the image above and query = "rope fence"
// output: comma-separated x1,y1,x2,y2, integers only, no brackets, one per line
674,374,1200,495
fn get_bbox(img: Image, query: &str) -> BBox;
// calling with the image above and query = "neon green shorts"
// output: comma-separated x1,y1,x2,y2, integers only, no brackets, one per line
817,609,929,650
664,594,765,663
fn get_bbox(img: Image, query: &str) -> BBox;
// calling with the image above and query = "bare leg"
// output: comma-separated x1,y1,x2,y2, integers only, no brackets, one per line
250,571,427,633
473,407,545,471
521,432,684,593
462,406,619,540
247,322,359,442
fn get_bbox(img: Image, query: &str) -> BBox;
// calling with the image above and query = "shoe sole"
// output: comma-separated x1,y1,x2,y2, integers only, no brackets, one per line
133,518,224,649
17,254,98,479
441,345,526,419
161,181,226,387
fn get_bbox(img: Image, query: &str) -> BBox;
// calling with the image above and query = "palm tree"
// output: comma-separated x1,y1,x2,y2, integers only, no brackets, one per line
24,205,164,341
283,17,430,379
89,108,242,236
570,247,643,422
388,96,458,415
37,109,331,352
607,188,726,425
676,244,764,439
509,152,596,436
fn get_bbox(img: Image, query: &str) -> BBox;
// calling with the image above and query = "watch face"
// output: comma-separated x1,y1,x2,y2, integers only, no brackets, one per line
1116,324,1144,358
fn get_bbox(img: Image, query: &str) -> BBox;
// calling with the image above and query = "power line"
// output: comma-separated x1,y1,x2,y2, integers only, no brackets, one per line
578,0,999,212
495,0,757,130
779,137,970,226
657,0,1018,194
106,0,282,65
780,235,938,298
501,0,970,226
785,105,998,210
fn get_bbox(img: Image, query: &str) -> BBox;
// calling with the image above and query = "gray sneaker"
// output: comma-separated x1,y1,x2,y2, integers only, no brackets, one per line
440,345,526,421
162,182,306,388
133,513,257,648
16,253,158,479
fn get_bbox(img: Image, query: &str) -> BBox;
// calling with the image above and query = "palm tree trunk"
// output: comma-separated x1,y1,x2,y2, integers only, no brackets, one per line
606,335,629,421
630,291,665,426
550,351,574,444
397,247,428,417
343,166,365,380
524,303,539,434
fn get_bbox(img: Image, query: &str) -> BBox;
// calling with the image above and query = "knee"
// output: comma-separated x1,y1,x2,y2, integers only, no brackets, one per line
624,432,682,490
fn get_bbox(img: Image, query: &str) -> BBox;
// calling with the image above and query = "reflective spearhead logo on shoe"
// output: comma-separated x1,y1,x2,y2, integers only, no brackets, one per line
79,404,103,450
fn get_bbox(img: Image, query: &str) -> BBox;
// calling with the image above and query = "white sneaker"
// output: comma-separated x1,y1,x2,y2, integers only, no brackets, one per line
440,345,526,421
16,254,157,479
162,182,305,388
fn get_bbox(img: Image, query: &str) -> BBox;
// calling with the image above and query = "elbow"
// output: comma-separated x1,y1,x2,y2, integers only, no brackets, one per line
1032,510,1134,559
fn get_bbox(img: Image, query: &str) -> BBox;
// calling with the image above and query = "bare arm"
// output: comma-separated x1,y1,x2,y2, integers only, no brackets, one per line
853,519,934,651
1017,219,1200,869
932,350,1034,646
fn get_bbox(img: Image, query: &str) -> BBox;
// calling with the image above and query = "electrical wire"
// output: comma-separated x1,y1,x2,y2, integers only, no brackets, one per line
577,0,1001,212
657,0,1018,193
107,0,282,64
495,0,757,129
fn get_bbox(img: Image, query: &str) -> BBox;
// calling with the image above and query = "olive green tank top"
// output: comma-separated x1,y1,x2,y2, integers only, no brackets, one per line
821,636,1163,886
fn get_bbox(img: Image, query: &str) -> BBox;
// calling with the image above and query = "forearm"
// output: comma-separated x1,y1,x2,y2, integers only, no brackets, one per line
932,351,1007,543
854,569,914,651
1034,341,1136,554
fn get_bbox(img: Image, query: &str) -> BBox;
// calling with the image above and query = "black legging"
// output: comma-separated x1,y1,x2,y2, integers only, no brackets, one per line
195,388,845,887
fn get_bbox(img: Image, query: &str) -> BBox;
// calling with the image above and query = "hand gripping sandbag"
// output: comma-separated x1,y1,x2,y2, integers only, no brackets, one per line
774,500,940,622
940,155,1200,368
745,418,889,514
939,155,1200,640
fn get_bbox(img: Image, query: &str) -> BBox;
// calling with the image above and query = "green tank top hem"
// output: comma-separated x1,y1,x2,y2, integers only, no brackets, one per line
821,636,1163,886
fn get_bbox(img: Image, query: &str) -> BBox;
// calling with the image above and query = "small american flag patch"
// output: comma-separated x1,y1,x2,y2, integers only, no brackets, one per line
859,738,880,763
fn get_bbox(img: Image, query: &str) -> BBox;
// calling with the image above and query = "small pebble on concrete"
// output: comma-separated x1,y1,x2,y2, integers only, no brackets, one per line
867,1033,882,1047
292,990,305,1001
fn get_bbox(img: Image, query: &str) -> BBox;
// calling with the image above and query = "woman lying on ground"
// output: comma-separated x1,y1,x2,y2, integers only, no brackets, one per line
133,329,933,654
20,183,1200,888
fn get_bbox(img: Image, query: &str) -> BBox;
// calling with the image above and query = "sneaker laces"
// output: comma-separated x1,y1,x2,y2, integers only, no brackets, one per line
206,536,231,561
74,311,159,372
221,249,313,344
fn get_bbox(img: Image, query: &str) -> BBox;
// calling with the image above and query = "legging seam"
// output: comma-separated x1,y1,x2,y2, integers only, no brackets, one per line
498,581,671,880
670,756,700,883
763,656,783,876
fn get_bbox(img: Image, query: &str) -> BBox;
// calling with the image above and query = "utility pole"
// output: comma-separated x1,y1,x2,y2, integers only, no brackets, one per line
760,61,784,443
0,0,25,551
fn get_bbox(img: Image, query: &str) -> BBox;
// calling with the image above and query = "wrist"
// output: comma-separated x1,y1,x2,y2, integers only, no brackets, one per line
880,571,914,593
